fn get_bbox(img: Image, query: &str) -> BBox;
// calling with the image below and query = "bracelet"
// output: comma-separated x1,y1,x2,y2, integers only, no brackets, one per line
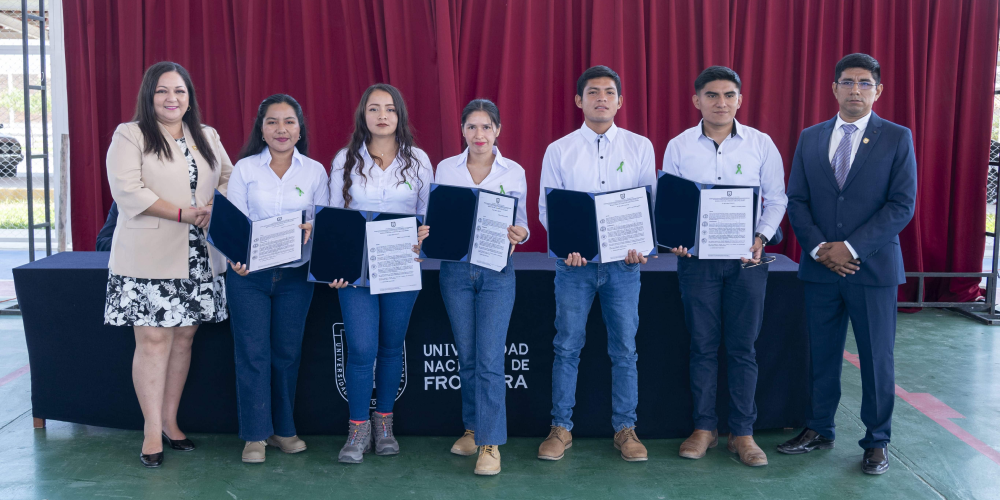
178,209,182,222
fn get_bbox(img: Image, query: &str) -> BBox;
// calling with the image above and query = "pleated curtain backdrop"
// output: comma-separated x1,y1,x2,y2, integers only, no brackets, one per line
63,0,999,303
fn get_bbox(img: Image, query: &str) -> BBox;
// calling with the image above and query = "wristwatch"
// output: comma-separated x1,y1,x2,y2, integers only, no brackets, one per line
755,232,767,246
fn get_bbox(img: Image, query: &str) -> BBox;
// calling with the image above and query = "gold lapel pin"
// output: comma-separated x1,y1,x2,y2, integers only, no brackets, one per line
191,145,198,151
862,138,869,144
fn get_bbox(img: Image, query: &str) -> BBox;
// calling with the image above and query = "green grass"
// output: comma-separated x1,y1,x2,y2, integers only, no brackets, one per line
0,197,53,229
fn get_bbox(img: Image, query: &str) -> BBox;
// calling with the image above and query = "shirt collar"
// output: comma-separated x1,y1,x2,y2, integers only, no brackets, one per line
257,147,304,170
699,118,740,140
834,111,872,133
455,145,508,170
578,122,619,144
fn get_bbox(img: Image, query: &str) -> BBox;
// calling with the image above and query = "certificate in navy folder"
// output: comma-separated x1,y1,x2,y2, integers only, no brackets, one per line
307,206,422,286
206,190,305,272
419,183,518,262
545,186,656,263
654,171,760,250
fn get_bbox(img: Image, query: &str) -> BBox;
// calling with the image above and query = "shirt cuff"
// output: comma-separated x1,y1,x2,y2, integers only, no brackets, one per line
518,227,531,245
810,242,826,260
844,241,859,259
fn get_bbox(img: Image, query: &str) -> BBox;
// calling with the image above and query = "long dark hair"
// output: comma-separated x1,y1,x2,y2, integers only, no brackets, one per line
132,61,217,169
338,83,420,207
238,94,309,160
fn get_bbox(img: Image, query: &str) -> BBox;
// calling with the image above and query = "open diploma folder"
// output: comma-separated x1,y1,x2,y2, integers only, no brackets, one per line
206,190,304,272
654,171,760,254
307,206,423,287
544,186,657,263
419,184,518,272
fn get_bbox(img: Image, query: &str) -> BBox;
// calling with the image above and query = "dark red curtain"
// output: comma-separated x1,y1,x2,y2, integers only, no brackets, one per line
64,0,999,303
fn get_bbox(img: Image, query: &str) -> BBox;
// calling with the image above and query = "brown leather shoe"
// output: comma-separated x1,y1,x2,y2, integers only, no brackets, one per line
451,429,477,456
266,434,307,454
538,426,572,460
474,445,501,475
727,434,768,466
679,429,718,459
613,426,648,462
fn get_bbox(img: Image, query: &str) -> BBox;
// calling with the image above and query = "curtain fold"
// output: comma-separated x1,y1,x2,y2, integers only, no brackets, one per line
64,0,999,303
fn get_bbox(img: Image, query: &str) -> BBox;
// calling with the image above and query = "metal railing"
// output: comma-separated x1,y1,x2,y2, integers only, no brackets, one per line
896,89,1000,324
22,0,50,261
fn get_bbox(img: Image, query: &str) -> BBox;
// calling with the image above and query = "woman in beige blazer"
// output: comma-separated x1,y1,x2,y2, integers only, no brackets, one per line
104,61,233,468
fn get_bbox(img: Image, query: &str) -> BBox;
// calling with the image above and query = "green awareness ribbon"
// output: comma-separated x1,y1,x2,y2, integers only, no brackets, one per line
736,163,743,174
617,161,624,172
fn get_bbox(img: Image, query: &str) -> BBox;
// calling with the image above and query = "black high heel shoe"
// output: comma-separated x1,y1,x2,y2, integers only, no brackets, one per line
140,450,164,468
162,431,196,451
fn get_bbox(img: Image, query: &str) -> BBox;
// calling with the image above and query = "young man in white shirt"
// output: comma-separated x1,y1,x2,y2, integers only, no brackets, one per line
662,66,787,467
537,65,657,463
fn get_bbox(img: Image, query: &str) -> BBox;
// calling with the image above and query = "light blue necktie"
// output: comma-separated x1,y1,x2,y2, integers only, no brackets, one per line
832,123,858,189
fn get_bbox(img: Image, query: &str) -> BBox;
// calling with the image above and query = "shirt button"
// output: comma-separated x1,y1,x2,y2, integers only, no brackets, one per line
838,196,844,201
837,223,843,228
718,152,721,155
602,181,605,184
717,177,721,180
600,156,604,159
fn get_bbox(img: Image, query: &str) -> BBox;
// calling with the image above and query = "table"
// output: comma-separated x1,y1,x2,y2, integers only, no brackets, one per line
15,252,809,438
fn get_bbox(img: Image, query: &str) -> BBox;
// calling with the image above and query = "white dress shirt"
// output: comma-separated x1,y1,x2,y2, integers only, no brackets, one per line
809,111,872,260
227,147,330,267
661,119,788,257
538,122,657,230
435,146,531,243
329,146,433,216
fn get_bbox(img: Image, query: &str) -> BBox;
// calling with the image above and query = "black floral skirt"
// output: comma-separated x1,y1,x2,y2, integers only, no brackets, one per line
104,225,227,327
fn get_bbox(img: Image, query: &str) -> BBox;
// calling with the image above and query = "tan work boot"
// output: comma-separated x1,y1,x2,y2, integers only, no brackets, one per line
679,429,718,459
242,440,266,463
727,434,768,466
538,426,572,460
474,445,501,475
614,426,648,462
451,429,478,456
266,434,307,454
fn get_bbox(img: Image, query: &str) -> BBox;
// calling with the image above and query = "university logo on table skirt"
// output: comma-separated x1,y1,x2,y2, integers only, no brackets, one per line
333,323,408,408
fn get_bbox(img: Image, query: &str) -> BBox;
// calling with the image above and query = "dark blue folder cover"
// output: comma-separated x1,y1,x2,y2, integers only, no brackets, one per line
655,172,701,250
308,206,368,285
417,183,476,261
545,188,599,262
654,172,760,250
206,190,251,266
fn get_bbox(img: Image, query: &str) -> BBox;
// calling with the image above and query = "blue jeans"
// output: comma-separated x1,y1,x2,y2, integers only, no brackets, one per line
551,260,641,432
439,257,515,445
226,264,314,441
338,286,419,421
676,258,768,436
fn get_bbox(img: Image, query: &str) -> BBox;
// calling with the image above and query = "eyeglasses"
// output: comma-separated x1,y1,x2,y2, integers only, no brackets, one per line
741,255,777,269
836,81,877,91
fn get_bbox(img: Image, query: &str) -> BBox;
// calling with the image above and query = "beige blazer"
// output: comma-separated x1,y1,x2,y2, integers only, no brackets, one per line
106,121,233,279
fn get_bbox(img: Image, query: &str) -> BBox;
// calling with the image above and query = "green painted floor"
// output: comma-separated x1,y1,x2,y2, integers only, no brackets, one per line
0,310,997,500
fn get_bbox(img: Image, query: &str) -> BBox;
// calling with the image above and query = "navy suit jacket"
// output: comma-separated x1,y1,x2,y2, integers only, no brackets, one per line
95,201,118,252
786,112,917,286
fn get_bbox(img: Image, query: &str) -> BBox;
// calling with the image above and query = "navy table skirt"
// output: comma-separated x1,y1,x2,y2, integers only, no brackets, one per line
15,252,808,438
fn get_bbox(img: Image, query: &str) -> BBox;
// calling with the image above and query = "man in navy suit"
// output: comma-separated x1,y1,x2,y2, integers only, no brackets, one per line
778,53,917,475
